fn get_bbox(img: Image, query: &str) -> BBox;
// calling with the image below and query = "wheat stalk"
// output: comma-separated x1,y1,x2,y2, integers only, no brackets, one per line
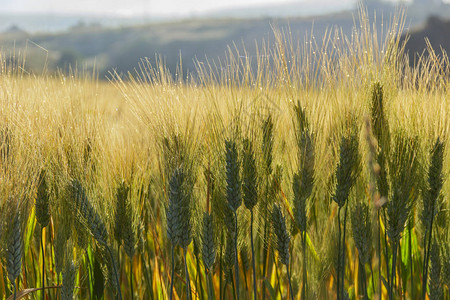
61,240,76,300
242,137,258,300
272,204,293,300
225,139,242,299
69,179,122,299
422,138,444,299
333,131,359,300
351,201,373,299
166,167,192,300
35,169,50,300
261,114,274,300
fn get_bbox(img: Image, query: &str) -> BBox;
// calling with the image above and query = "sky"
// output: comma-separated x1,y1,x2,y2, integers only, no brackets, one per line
0,0,359,16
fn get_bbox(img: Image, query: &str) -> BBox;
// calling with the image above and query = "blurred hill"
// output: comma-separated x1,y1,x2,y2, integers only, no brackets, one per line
0,12,357,78
402,16,450,66
1,3,450,79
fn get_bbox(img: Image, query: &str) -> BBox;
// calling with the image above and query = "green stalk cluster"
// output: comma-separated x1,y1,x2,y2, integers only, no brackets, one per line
386,135,419,299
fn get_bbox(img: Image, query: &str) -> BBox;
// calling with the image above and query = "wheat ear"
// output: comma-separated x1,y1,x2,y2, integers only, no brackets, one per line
7,213,22,300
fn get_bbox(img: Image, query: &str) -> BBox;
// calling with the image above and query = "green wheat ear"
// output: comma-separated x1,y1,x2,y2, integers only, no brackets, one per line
69,179,108,246
370,82,390,151
223,232,236,282
54,222,68,276
7,213,22,286
293,130,315,233
225,139,242,212
61,240,76,300
429,241,443,300
370,82,390,199
442,242,450,291
114,181,129,244
242,138,257,211
115,181,138,259
166,167,192,248
351,201,373,265
262,115,274,175
421,138,444,231
272,204,290,266
201,211,216,271
35,169,50,228
332,133,360,208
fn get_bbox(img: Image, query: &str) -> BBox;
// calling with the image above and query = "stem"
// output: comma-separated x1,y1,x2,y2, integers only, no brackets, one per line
222,280,228,300
301,231,307,300
286,263,294,300
250,210,257,300
422,222,434,300
397,243,402,295
337,206,342,300
389,242,398,300
423,200,438,300
383,210,391,289
377,211,381,299
130,255,134,299
341,202,349,299
273,252,282,297
184,248,191,300
262,212,269,300
231,273,237,300
408,221,413,300
13,281,17,300
206,267,215,300
359,259,368,300
106,245,123,300
170,245,175,300
234,211,240,300
41,226,45,300
195,243,205,300
369,260,375,296
219,232,224,300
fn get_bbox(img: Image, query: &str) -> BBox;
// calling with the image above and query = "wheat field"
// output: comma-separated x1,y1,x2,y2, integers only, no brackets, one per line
0,8,449,300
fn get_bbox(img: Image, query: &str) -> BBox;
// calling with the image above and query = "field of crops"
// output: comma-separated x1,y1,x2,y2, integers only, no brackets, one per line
0,9,449,300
